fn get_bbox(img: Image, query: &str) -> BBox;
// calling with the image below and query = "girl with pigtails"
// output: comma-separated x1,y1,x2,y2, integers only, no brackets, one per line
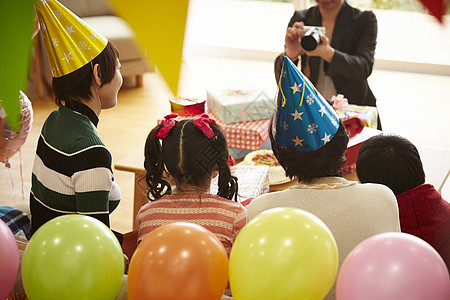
136,113,248,258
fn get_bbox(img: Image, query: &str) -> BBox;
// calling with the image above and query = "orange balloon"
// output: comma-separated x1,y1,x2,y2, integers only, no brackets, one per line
127,222,229,300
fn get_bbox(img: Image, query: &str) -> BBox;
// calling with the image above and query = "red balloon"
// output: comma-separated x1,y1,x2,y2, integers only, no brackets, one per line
127,222,228,300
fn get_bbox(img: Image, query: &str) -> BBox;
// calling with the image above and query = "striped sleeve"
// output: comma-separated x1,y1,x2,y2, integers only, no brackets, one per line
108,180,121,213
34,134,120,215
71,143,116,214
231,205,248,243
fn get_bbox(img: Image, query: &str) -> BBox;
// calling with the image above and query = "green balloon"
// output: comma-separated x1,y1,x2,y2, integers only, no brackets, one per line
22,215,124,300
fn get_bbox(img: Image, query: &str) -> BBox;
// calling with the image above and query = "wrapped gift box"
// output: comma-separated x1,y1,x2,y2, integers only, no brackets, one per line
159,113,271,151
169,97,205,116
210,165,270,204
336,104,378,129
206,89,275,124
341,126,382,172
213,112,271,150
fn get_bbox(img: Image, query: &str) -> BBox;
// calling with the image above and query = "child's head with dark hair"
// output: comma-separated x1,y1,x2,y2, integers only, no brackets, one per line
144,114,238,201
270,121,349,182
52,41,120,106
356,134,425,195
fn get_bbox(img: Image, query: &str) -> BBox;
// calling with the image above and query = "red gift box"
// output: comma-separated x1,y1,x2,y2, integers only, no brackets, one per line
169,97,205,116
159,112,271,151
212,113,270,150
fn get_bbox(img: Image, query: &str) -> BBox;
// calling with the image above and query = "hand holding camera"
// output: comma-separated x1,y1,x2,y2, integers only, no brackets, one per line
284,22,328,59
298,26,326,51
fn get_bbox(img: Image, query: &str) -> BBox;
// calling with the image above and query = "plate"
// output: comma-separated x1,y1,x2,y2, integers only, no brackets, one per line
240,150,292,185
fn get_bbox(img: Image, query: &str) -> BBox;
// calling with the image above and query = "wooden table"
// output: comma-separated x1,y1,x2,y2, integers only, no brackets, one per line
115,145,449,230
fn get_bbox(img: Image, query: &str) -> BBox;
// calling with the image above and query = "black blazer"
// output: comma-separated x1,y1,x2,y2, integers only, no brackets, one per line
275,1,378,107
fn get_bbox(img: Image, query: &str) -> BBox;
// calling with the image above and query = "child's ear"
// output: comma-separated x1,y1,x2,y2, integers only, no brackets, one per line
92,63,102,85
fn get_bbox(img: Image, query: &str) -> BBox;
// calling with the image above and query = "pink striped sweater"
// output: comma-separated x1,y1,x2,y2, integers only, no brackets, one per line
136,193,248,255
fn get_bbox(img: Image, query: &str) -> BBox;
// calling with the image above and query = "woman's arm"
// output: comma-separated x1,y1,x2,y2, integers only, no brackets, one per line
326,11,378,81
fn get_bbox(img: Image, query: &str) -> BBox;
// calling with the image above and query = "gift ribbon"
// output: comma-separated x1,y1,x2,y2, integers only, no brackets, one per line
240,101,247,123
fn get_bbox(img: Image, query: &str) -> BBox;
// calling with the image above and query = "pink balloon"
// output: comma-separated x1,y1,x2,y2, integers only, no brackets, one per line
0,91,33,168
0,219,19,300
336,232,450,300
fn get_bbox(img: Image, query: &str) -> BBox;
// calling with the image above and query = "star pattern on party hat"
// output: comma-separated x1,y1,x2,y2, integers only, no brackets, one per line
35,0,108,77
272,56,339,152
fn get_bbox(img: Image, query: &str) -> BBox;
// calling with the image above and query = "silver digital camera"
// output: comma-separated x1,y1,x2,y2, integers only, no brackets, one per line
297,26,326,35
298,26,326,51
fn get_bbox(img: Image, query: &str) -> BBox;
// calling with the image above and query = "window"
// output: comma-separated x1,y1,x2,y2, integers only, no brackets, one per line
185,0,450,71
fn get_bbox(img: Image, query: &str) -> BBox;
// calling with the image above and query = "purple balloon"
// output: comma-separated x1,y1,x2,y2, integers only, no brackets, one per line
336,232,450,300
0,219,19,300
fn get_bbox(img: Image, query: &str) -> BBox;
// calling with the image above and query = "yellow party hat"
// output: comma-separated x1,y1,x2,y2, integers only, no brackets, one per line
35,0,108,77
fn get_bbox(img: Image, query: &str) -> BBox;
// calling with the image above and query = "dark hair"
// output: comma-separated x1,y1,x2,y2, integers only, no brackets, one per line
356,134,425,195
144,119,238,201
270,120,349,182
52,41,119,106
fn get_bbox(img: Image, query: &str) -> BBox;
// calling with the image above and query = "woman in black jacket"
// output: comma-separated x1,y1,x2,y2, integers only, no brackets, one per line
275,0,381,129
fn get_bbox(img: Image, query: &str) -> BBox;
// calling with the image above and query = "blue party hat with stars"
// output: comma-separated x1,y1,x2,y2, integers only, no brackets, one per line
272,56,339,152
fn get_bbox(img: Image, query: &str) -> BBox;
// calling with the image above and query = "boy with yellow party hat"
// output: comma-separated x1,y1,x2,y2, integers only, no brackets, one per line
246,57,400,299
30,0,123,234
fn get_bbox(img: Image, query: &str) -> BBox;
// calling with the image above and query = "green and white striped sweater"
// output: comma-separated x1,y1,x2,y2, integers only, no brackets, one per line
30,104,121,233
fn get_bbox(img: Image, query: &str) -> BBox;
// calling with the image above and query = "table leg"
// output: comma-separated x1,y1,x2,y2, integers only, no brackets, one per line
132,172,147,230
136,74,144,87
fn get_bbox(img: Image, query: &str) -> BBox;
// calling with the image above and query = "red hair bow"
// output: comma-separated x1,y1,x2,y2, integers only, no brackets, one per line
193,113,216,138
156,113,179,139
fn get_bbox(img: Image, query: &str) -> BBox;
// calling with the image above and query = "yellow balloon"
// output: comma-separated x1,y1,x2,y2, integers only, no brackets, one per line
229,207,338,300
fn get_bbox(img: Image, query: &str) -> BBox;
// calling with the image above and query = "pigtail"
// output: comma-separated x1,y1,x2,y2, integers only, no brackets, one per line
144,124,172,200
216,154,238,201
